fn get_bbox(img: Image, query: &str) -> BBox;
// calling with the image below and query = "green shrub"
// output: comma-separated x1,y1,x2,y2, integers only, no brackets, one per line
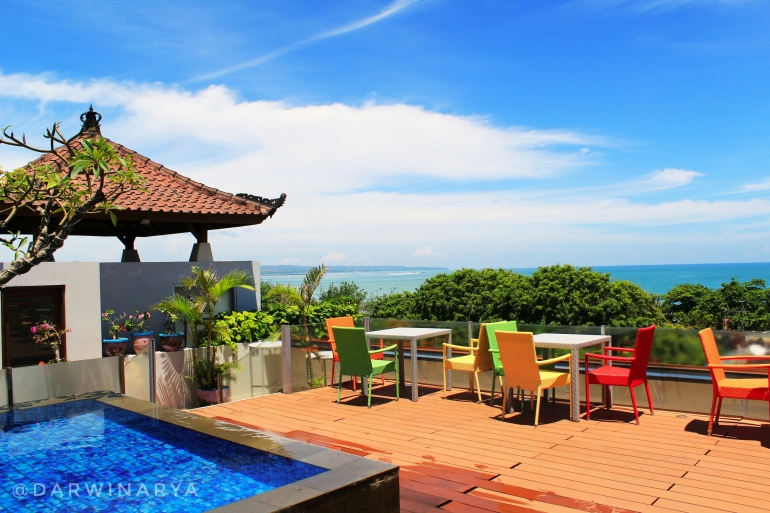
216,310,276,343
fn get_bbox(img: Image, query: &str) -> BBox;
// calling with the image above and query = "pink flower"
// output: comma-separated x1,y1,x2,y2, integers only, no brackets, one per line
30,326,37,334
66,328,73,333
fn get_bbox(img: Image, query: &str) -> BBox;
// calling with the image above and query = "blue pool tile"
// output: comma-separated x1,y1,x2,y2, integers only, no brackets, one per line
0,400,326,512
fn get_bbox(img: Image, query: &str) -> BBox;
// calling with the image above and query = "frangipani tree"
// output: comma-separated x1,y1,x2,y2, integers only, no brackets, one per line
0,123,145,285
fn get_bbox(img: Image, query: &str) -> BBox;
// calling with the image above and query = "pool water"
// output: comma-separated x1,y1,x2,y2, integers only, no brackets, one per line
0,400,326,512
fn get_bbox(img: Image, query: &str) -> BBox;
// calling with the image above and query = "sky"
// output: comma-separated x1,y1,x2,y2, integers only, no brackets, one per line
0,0,769,268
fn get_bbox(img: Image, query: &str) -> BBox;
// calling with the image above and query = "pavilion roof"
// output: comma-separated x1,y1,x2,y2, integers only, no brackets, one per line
7,108,286,238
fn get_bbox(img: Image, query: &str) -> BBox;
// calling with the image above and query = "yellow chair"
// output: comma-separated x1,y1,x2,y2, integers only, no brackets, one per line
496,331,571,428
442,323,495,402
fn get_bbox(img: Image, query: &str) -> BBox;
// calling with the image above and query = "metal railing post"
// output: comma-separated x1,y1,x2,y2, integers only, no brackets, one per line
217,374,223,404
363,317,370,332
149,338,156,403
600,325,612,407
281,324,292,394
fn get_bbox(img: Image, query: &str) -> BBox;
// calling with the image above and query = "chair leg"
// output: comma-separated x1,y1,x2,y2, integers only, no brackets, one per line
605,386,611,410
629,386,639,425
367,374,373,409
474,372,483,403
534,387,543,428
489,371,497,406
529,391,534,412
715,397,723,425
469,372,475,398
644,381,654,415
586,378,591,420
552,387,556,404
352,375,357,391
501,383,507,418
707,393,718,436
337,372,343,404
331,360,336,388
442,365,447,399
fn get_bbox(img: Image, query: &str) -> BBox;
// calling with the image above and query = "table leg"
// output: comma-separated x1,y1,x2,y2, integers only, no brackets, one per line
411,337,419,401
398,340,406,390
570,348,580,422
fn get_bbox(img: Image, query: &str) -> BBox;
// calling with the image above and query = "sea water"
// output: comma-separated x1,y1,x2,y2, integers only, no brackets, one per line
262,262,770,296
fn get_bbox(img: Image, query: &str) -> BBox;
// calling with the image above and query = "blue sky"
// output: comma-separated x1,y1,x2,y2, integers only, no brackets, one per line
0,0,769,267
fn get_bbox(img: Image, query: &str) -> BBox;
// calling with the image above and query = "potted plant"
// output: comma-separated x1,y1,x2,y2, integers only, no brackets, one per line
124,310,153,353
30,322,71,363
153,266,255,407
101,310,129,356
155,305,185,352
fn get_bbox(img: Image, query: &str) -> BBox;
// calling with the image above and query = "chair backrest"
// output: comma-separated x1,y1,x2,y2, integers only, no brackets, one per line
472,324,493,372
496,331,541,390
325,316,355,353
629,325,656,382
698,327,726,384
486,321,518,371
332,326,373,375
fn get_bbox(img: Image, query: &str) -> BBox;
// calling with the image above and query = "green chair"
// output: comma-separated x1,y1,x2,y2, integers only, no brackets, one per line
486,321,518,406
332,326,399,408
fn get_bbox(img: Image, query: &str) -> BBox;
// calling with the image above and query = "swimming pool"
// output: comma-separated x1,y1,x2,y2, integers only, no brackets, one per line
0,394,399,512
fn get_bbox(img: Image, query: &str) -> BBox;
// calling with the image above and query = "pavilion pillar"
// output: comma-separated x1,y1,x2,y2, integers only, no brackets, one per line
118,235,140,262
189,226,213,262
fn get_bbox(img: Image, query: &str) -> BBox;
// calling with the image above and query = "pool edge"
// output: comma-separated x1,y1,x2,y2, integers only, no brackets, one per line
5,392,399,513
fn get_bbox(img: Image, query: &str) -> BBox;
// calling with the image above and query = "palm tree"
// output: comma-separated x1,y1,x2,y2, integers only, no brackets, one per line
299,264,327,387
154,266,255,396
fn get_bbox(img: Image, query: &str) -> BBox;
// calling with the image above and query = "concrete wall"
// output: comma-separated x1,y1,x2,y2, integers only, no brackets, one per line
0,262,103,363
0,261,260,367
99,261,260,338
10,356,121,404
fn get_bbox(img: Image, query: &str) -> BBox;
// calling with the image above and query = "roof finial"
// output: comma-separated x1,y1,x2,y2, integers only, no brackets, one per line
80,105,102,134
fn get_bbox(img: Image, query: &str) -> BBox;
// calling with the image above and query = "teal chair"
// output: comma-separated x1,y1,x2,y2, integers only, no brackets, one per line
332,326,399,408
486,321,518,406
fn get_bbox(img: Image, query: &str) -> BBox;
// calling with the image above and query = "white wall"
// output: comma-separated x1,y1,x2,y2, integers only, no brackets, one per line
0,262,102,364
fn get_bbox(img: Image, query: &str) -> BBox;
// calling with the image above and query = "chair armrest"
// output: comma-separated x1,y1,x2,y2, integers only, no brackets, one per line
470,338,479,349
443,343,474,356
585,353,633,363
370,344,398,355
605,346,635,354
708,363,770,370
538,354,571,366
489,348,499,353
721,355,770,361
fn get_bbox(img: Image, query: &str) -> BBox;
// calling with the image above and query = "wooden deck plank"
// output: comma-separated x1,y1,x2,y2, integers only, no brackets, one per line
192,384,769,513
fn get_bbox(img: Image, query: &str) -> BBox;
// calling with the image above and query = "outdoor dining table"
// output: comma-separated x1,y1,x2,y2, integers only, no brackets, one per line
365,327,452,402
528,333,611,422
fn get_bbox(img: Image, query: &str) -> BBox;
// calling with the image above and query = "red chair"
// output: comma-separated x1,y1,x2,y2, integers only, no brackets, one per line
585,325,656,424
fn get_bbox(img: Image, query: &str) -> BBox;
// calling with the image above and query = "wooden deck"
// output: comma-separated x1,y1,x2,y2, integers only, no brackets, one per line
194,383,770,513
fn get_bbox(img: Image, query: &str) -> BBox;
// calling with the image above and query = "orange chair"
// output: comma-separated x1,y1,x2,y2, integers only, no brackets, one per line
698,328,770,436
325,316,384,390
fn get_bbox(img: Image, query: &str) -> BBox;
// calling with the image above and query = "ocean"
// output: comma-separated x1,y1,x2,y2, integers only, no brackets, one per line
260,262,770,297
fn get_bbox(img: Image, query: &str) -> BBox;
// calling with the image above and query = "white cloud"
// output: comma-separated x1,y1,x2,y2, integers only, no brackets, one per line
1,72,768,267
413,246,445,257
194,0,421,81
736,178,770,193
321,252,347,263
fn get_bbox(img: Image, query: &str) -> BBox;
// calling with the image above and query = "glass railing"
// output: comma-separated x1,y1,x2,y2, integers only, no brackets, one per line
5,357,121,405
123,343,151,402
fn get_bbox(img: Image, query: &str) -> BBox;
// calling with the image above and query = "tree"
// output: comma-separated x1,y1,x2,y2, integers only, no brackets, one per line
0,122,145,285
318,281,368,309
154,266,255,393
